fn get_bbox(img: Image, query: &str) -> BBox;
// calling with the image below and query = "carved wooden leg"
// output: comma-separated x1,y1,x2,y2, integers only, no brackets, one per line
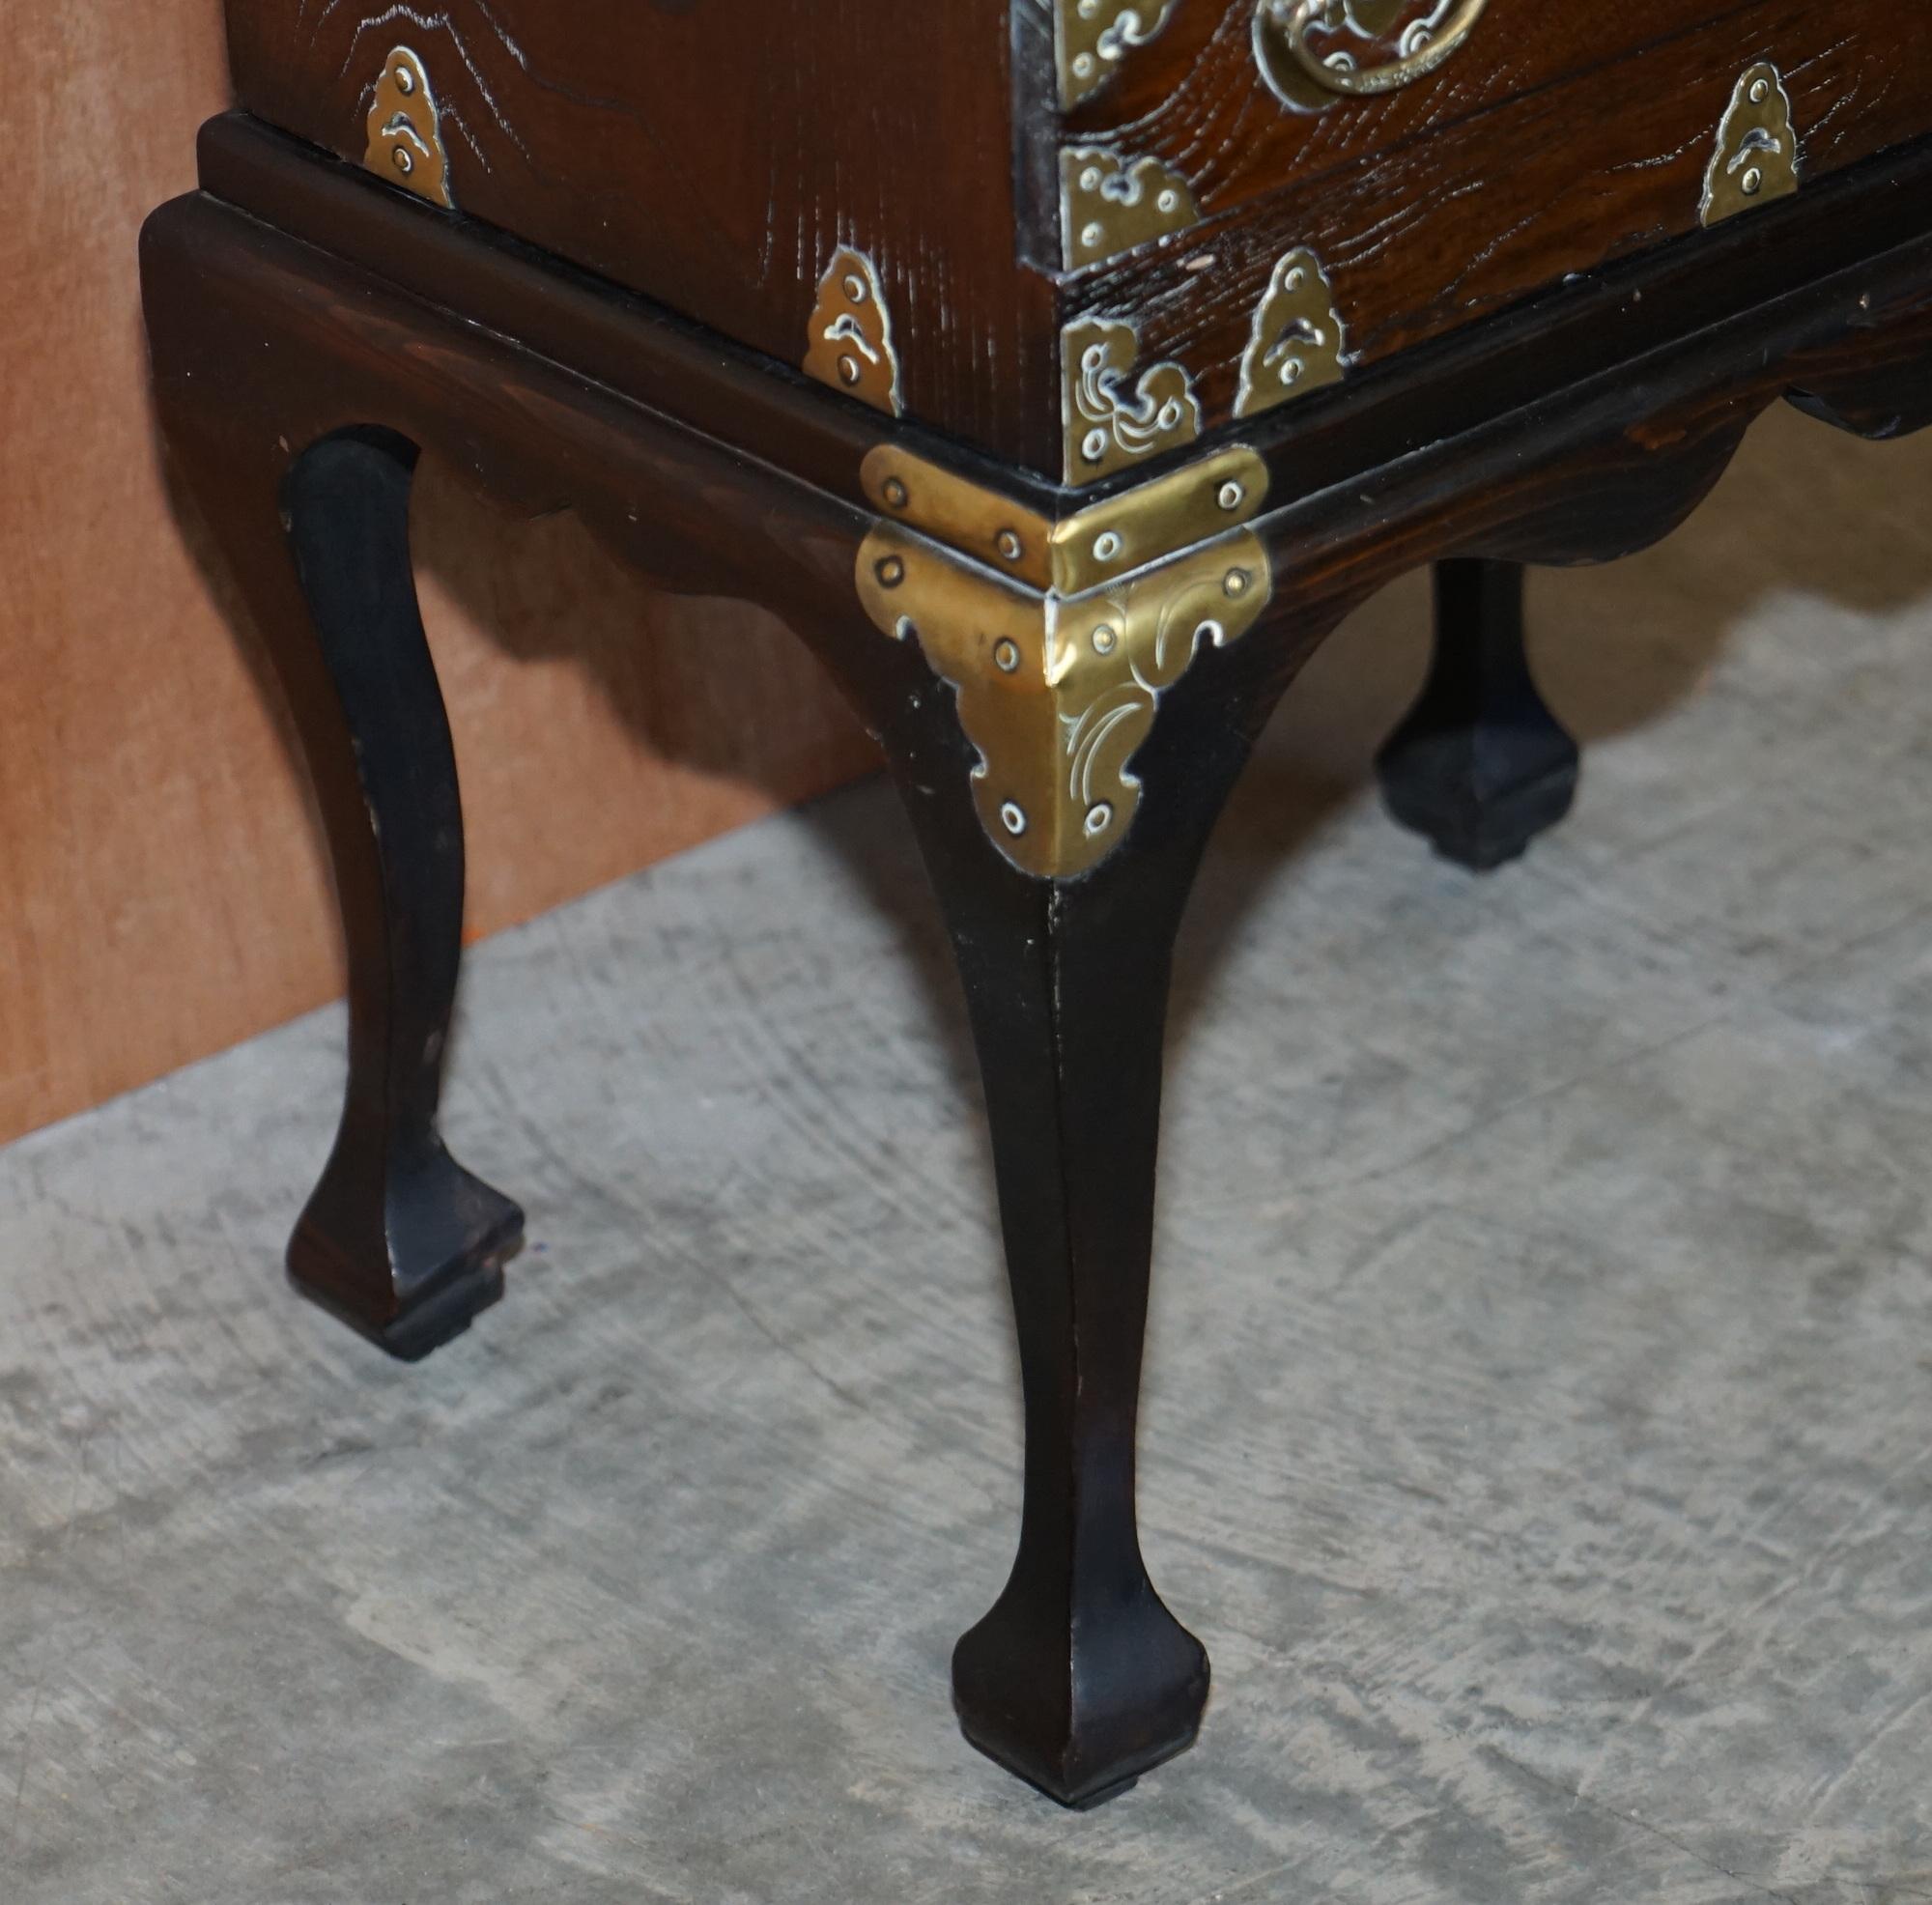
1377,558,1579,871
156,413,522,1359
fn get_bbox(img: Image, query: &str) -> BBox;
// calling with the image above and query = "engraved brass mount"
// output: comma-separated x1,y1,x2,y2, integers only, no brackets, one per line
1702,64,1800,227
856,445,1273,879
364,46,454,209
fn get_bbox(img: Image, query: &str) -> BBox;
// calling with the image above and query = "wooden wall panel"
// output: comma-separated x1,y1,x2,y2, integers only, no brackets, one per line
0,2,875,1146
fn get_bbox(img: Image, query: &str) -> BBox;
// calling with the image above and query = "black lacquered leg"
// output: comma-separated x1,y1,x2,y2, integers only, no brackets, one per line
1377,558,1578,870
165,421,522,1358
882,668,1268,1806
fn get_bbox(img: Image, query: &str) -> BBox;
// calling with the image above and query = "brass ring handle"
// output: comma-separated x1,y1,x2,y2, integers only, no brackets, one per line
1267,0,1489,97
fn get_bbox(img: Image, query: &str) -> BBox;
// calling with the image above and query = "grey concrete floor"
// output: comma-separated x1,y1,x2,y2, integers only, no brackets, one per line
9,404,1932,1902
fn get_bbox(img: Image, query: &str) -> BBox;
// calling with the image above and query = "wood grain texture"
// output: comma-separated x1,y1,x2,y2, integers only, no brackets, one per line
1072,0,1932,428
222,0,1063,469
221,0,1932,478
0,0,872,1149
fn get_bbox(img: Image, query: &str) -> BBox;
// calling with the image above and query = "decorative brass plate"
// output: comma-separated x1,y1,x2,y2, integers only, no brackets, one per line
858,524,1271,879
1236,248,1349,417
805,248,904,416
1702,64,1800,227
1061,149,1201,270
1063,318,1202,486
861,443,1267,595
364,47,454,209
1058,0,1183,108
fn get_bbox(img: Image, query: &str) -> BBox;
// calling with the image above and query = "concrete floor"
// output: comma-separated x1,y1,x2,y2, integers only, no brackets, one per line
8,404,1932,1901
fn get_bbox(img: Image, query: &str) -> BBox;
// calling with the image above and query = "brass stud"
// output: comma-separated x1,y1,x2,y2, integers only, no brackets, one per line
842,274,867,303
1217,480,1245,511
1092,624,1118,655
393,147,414,175
1742,166,1763,196
395,64,416,94
995,529,1024,561
882,476,910,509
1084,802,1114,837
1000,801,1028,837
1093,529,1123,561
1749,75,1770,102
1224,568,1251,597
838,355,861,385
994,639,1021,673
875,554,906,588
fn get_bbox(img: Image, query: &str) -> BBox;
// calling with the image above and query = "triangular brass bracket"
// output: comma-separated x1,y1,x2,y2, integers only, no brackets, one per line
1236,247,1350,417
364,46,454,209
855,445,1273,878
1701,64,1800,227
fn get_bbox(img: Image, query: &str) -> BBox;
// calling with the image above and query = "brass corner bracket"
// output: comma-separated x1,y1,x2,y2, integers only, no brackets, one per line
854,445,1273,879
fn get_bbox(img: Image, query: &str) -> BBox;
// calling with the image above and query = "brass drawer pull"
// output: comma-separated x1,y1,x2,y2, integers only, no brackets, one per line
1261,0,1489,98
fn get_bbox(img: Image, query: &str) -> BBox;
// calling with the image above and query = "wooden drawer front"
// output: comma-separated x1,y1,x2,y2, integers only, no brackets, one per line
1068,0,1932,446
221,0,1058,462
1065,0,1767,226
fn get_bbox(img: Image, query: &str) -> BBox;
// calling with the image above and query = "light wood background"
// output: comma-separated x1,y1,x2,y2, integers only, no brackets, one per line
0,4,877,1146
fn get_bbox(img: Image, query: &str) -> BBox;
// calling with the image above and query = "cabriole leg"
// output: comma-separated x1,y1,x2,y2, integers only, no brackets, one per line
881,659,1271,1806
154,406,522,1359
1377,558,1579,871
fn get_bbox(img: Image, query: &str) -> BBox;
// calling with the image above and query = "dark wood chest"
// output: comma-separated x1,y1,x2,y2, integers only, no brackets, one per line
223,1,1932,485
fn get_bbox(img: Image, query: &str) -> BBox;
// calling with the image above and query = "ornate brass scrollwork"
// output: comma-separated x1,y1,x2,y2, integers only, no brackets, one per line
1254,0,1485,110
858,525,1272,879
1062,318,1202,486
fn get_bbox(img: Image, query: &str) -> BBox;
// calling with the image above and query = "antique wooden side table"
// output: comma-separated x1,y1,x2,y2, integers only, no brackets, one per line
143,0,1932,1806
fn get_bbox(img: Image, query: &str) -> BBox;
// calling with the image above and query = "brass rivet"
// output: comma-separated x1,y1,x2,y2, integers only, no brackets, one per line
1749,76,1771,103
875,555,906,588
1223,569,1250,597
1000,802,1028,837
1093,529,1123,561
1081,222,1104,250
1217,480,1245,511
1742,167,1763,196
994,639,1021,673
1084,802,1114,837
395,65,416,94
838,355,861,384
1072,51,1094,76
1092,624,1118,655
1080,166,1102,190
393,147,414,175
996,529,1024,561
1156,190,1179,213
882,476,910,509
842,274,867,303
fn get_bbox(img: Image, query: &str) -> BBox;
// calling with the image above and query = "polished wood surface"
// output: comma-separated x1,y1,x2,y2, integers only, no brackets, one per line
222,0,1061,467
1075,0,1932,423
220,0,1932,475
0,0,870,1149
